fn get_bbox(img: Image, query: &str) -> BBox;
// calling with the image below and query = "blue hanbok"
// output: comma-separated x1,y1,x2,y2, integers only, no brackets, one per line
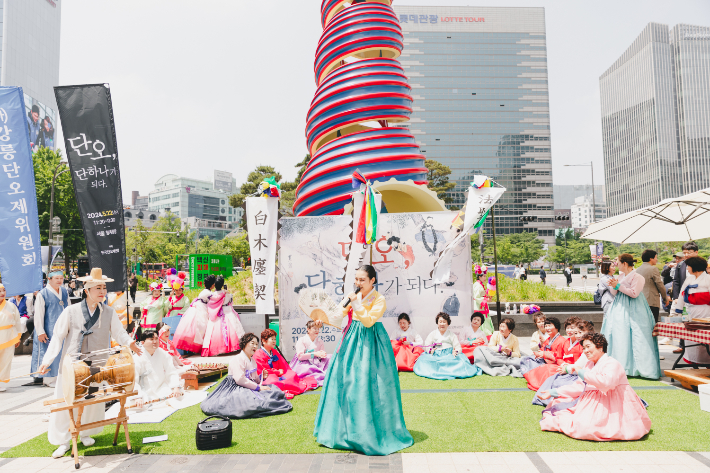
31,286,69,378
414,329,481,380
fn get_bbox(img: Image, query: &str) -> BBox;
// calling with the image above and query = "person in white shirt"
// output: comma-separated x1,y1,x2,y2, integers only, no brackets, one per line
674,256,710,365
413,312,481,380
390,313,424,372
131,331,182,409
392,313,423,345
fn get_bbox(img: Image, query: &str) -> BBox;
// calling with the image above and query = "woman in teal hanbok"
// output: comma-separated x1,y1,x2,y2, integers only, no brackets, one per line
314,265,413,456
601,254,661,379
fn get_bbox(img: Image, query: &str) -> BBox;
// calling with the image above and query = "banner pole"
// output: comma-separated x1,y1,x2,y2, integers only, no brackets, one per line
490,207,501,328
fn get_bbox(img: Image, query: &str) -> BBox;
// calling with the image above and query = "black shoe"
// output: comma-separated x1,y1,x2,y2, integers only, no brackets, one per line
23,337,32,346
33,378,43,385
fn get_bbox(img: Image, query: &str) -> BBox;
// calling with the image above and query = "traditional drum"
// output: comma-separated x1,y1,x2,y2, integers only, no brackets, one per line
61,346,135,405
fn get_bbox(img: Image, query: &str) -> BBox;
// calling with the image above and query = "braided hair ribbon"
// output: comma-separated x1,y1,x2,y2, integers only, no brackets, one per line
352,169,377,244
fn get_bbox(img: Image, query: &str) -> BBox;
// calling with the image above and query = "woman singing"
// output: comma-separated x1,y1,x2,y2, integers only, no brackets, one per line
313,265,413,455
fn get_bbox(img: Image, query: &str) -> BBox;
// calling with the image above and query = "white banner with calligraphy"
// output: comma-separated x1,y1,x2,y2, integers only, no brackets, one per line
278,212,472,360
246,197,278,314
431,180,505,284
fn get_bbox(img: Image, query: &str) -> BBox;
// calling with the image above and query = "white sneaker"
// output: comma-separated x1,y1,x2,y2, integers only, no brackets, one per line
659,337,671,345
43,382,56,388
0,386,6,392
52,444,70,459
660,356,665,360
81,437,95,447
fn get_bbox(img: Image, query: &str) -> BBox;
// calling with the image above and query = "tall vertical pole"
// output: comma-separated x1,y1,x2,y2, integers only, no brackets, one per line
590,161,599,277
490,207,501,328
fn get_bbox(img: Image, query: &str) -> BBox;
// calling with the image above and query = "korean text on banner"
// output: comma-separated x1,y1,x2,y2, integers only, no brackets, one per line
0,87,43,296
54,84,127,292
246,197,278,314
431,179,505,284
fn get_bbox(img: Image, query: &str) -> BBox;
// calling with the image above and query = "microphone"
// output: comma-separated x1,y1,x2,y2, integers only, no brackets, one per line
343,287,361,308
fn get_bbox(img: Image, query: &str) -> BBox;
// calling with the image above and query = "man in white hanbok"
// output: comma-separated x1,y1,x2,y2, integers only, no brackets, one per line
131,331,182,409
39,269,141,459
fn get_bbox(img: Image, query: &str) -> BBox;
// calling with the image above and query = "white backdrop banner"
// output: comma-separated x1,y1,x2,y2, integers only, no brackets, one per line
245,197,278,314
279,212,473,360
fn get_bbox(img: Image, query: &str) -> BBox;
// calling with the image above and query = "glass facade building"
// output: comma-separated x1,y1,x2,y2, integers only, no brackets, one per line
600,22,710,217
392,6,555,245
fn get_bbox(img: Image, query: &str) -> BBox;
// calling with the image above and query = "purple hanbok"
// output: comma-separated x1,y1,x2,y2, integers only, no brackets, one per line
289,334,331,386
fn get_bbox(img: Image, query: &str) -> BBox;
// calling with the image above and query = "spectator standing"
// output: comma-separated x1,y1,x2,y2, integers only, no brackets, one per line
30,271,69,388
520,266,527,281
673,242,699,301
635,249,670,323
129,273,138,303
598,261,617,316
539,267,547,285
564,265,573,287
661,252,684,286
513,265,521,280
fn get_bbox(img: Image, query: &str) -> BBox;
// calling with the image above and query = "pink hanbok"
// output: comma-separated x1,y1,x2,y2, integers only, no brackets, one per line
201,290,244,357
289,334,331,386
173,289,211,353
540,353,651,441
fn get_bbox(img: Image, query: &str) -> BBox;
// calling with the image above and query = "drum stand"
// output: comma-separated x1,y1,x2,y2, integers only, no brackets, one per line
45,390,137,469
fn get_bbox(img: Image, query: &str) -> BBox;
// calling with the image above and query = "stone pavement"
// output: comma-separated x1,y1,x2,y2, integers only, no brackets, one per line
0,452,709,473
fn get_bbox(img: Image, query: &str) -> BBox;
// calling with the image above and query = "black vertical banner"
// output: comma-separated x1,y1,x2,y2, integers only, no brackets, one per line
54,84,127,293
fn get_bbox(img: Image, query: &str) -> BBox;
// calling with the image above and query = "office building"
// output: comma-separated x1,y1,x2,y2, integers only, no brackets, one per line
570,196,607,231
1,1,61,150
600,22,710,217
392,6,555,245
553,185,605,211
147,173,242,224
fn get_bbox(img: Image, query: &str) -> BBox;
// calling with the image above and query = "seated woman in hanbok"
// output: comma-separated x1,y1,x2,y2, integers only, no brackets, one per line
201,276,245,357
601,253,661,379
253,329,318,399
533,320,593,406
391,313,424,372
172,275,214,353
674,256,710,365
201,333,292,419
520,317,565,376
524,319,584,391
414,312,481,380
459,312,489,363
538,333,651,441
290,320,331,385
529,313,548,353
158,325,191,369
473,318,522,377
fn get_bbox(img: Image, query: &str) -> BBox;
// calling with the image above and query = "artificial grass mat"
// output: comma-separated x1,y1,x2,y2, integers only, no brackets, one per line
4,372,709,457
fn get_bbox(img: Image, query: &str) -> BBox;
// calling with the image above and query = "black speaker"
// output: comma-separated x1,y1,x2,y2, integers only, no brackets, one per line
196,416,232,451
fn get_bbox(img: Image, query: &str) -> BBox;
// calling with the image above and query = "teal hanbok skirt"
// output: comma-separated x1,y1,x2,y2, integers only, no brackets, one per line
601,292,661,379
413,347,482,380
313,320,413,456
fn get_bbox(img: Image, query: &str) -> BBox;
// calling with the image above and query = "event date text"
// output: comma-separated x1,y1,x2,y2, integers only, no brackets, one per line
87,210,119,219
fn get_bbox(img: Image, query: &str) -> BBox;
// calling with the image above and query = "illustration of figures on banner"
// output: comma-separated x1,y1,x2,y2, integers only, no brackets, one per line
431,176,505,285
0,86,43,296
246,191,279,314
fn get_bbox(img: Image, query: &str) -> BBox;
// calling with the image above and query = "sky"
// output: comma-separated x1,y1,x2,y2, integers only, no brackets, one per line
56,0,710,204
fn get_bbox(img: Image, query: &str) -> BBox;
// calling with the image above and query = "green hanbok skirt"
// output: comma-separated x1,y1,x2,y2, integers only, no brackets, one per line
313,320,413,455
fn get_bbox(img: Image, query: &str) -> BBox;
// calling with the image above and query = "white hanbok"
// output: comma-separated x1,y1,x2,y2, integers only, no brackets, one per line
392,326,423,345
458,326,487,345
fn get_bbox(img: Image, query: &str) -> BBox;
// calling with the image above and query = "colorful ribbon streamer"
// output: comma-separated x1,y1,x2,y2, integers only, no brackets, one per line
260,176,281,198
352,169,378,244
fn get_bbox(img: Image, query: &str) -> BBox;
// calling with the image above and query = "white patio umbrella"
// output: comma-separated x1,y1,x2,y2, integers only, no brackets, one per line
581,187,710,243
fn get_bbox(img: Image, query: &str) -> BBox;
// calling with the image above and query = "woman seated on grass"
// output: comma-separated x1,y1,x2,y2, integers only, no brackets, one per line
391,313,424,372
524,319,585,391
473,318,522,377
413,312,481,380
538,333,651,441
254,328,318,399
289,320,331,386
532,320,594,406
201,333,292,419
530,313,548,353
459,312,489,363
520,317,565,375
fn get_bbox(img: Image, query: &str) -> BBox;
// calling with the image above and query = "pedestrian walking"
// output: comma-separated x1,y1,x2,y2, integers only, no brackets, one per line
539,267,547,285
564,265,573,287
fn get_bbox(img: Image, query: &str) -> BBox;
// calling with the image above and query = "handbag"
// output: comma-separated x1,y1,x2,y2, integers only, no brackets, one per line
196,415,232,451
593,283,604,306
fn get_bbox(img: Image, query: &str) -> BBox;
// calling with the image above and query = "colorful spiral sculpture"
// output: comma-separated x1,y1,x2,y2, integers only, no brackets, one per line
294,0,429,217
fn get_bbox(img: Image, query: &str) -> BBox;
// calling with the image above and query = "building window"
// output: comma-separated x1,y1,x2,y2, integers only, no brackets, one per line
221,208,226,214
150,214,157,221
125,211,132,218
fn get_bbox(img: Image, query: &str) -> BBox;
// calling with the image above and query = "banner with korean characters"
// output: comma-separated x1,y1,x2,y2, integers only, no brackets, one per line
245,197,278,314
0,87,43,296
278,212,472,360
54,84,127,292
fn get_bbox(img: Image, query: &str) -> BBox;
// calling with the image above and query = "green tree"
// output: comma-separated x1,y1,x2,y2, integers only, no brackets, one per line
125,212,190,270
32,147,86,274
280,154,310,217
216,233,251,266
229,166,283,210
425,159,456,204
509,232,546,265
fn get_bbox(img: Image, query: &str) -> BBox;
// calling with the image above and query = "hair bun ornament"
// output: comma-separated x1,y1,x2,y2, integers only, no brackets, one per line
474,264,488,275
169,268,177,275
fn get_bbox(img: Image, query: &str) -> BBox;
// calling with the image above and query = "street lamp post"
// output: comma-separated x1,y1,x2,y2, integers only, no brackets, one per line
48,160,68,273
564,161,598,277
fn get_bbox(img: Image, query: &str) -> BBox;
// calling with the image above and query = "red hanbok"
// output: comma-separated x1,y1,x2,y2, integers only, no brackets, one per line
253,347,318,398
391,340,424,371
525,337,583,391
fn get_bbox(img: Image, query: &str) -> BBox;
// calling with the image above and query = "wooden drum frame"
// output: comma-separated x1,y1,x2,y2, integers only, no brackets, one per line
61,346,135,406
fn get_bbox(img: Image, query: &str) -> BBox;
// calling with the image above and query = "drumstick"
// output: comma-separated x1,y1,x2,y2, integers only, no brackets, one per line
0,371,44,383
126,389,184,409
